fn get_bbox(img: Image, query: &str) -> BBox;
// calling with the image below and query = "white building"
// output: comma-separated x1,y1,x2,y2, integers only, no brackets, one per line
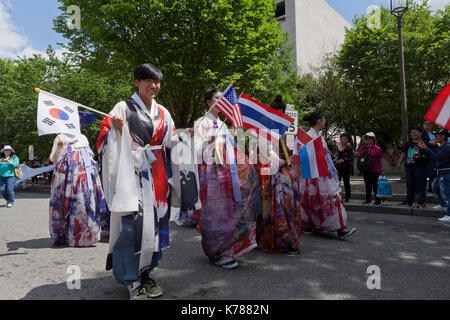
275,0,352,73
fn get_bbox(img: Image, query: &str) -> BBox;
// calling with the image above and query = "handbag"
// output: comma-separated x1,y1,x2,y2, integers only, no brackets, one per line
376,176,392,198
15,164,23,180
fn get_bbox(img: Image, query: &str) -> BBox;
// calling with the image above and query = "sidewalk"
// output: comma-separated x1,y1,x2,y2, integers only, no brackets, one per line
343,174,446,218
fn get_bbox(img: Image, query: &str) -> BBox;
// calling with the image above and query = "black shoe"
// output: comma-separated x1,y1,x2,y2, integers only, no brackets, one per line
287,245,300,255
362,201,372,205
302,228,314,235
337,227,357,240
374,200,382,205
416,203,426,209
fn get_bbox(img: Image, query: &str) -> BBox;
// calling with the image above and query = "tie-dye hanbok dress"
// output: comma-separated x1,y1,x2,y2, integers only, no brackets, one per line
49,133,108,247
98,93,179,286
256,138,302,253
297,128,348,232
193,114,259,265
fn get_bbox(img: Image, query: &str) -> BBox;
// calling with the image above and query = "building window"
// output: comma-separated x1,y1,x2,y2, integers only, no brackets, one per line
275,1,286,20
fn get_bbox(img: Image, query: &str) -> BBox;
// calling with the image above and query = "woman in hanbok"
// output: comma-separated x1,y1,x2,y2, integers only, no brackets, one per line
298,111,356,239
98,63,179,300
49,132,108,247
193,88,259,270
255,95,302,254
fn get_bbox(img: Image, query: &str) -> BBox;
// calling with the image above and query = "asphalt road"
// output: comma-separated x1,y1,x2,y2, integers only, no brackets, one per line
1,189,450,300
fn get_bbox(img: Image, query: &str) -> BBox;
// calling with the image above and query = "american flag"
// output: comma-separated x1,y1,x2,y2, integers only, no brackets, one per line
215,84,244,131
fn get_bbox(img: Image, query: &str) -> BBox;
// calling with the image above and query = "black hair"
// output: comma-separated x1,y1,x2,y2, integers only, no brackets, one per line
409,126,422,134
340,132,352,142
204,88,222,107
133,63,163,81
303,111,324,127
269,94,286,111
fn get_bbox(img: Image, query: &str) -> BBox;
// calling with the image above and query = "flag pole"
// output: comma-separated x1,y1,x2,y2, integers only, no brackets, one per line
35,88,112,118
193,81,235,130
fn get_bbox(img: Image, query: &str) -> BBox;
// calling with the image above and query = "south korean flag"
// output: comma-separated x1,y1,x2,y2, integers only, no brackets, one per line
37,90,81,136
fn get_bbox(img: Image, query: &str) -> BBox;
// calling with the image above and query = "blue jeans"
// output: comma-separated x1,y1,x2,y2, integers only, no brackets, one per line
437,172,450,216
432,176,447,207
0,176,16,205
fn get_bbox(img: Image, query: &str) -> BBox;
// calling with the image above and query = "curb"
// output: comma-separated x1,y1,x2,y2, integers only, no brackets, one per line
345,203,445,218
344,192,439,204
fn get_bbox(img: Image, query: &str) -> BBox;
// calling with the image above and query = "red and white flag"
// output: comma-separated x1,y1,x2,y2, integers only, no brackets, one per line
292,127,313,165
425,83,450,130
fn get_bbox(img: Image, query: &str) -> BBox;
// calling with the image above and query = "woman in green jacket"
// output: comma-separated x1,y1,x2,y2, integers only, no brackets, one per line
0,145,20,208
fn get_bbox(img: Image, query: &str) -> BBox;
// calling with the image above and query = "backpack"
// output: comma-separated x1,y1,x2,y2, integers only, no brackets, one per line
357,150,372,172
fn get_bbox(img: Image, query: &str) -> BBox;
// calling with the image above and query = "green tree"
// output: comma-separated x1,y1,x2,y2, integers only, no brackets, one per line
0,49,132,160
336,0,449,147
53,0,292,127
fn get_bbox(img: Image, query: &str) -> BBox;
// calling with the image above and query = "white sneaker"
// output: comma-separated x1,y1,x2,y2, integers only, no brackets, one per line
438,216,450,223
6,203,13,208
433,205,446,210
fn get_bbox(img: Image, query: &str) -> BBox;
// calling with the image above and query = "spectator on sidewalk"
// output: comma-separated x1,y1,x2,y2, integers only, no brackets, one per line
334,133,354,202
422,120,438,195
417,129,450,222
396,126,431,208
0,145,20,208
358,132,384,205
386,144,398,166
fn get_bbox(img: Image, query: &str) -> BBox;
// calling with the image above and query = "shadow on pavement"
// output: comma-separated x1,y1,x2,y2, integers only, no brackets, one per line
21,276,126,300
7,238,56,251
0,252,28,258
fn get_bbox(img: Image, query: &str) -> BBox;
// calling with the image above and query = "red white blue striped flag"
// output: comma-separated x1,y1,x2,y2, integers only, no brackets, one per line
215,84,244,131
298,137,329,179
238,93,294,141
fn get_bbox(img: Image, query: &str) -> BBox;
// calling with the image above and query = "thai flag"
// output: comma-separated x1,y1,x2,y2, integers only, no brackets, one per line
298,137,329,179
425,83,450,130
292,127,313,165
238,93,294,141
215,85,244,131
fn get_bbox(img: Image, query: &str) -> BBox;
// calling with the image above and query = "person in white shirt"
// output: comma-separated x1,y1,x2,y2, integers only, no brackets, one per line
192,88,259,270
298,111,357,240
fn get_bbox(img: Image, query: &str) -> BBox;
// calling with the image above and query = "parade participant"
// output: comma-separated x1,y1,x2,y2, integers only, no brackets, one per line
193,88,259,270
298,111,356,239
98,63,179,300
418,129,450,222
255,95,302,255
0,145,19,208
359,132,384,205
49,133,108,247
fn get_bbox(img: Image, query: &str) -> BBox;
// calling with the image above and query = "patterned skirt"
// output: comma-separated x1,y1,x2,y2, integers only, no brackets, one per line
49,149,108,247
257,165,302,253
298,170,347,233
197,162,259,264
